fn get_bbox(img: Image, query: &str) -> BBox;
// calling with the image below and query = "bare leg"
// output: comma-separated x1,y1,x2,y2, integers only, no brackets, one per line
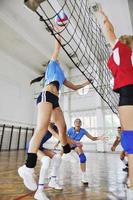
75,147,86,172
18,102,52,191
128,154,133,188
52,107,68,146
118,106,133,188
29,102,52,153
75,147,88,184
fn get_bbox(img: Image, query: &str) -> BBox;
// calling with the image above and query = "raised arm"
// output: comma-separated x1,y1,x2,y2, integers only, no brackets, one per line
63,79,91,90
51,27,62,60
99,7,117,48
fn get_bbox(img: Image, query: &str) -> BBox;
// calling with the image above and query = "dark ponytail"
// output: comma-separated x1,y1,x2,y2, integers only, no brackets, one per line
30,60,50,85
30,74,44,85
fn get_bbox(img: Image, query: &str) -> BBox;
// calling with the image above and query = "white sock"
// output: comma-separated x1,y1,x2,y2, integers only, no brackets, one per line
38,156,50,190
81,171,86,177
51,176,56,181
51,154,62,179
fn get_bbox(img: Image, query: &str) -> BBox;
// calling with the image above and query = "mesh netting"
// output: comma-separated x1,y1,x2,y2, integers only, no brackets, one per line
26,0,119,114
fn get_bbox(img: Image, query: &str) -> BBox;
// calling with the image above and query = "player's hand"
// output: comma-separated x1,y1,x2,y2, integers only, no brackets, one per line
98,134,108,141
111,146,115,151
99,6,108,22
53,25,64,33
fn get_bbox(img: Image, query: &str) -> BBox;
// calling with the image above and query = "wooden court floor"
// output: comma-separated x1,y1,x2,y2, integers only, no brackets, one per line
0,150,129,200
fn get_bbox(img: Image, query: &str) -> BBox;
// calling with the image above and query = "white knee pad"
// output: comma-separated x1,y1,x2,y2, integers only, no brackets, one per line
52,154,62,164
38,156,51,185
51,154,62,178
41,156,51,170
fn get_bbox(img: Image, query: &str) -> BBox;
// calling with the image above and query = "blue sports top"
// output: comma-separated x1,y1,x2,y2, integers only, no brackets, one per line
44,59,66,90
67,127,88,141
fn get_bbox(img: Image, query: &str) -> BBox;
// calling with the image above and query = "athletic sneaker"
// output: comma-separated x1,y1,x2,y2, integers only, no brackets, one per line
48,178,63,190
18,165,37,191
34,189,49,200
126,188,133,200
81,173,88,184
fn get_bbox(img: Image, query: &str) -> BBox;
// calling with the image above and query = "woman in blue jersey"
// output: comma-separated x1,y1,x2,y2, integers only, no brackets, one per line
18,26,90,191
67,118,106,184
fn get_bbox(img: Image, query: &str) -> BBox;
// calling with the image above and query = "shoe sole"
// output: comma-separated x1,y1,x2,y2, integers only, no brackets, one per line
34,196,49,200
48,186,63,190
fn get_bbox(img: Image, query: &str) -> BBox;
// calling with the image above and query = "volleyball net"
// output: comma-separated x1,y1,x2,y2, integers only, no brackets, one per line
24,0,119,114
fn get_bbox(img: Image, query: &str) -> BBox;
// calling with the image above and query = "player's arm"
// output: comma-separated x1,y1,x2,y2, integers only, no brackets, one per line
86,132,107,141
99,7,117,48
86,133,100,141
63,79,91,90
51,26,61,60
111,136,120,151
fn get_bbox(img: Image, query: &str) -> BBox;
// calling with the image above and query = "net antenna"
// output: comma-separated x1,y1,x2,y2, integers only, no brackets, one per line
24,0,119,115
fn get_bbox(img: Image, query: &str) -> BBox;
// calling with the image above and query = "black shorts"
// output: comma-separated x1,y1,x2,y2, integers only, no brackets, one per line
36,91,59,109
119,85,133,106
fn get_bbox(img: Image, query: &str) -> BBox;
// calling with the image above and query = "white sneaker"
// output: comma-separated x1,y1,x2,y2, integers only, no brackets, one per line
34,189,49,200
18,165,37,191
81,174,88,184
48,178,63,190
127,188,133,200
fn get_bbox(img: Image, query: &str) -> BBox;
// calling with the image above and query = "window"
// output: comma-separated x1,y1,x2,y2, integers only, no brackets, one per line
84,117,90,127
104,128,117,143
112,114,120,127
105,114,112,127
105,113,119,128
104,112,120,143
90,116,97,128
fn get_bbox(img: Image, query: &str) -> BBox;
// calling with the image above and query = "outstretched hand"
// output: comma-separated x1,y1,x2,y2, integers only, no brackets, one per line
98,4,105,15
111,146,116,151
98,134,109,142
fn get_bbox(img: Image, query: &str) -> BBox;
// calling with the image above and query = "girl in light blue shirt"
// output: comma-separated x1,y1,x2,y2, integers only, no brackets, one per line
18,26,91,192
